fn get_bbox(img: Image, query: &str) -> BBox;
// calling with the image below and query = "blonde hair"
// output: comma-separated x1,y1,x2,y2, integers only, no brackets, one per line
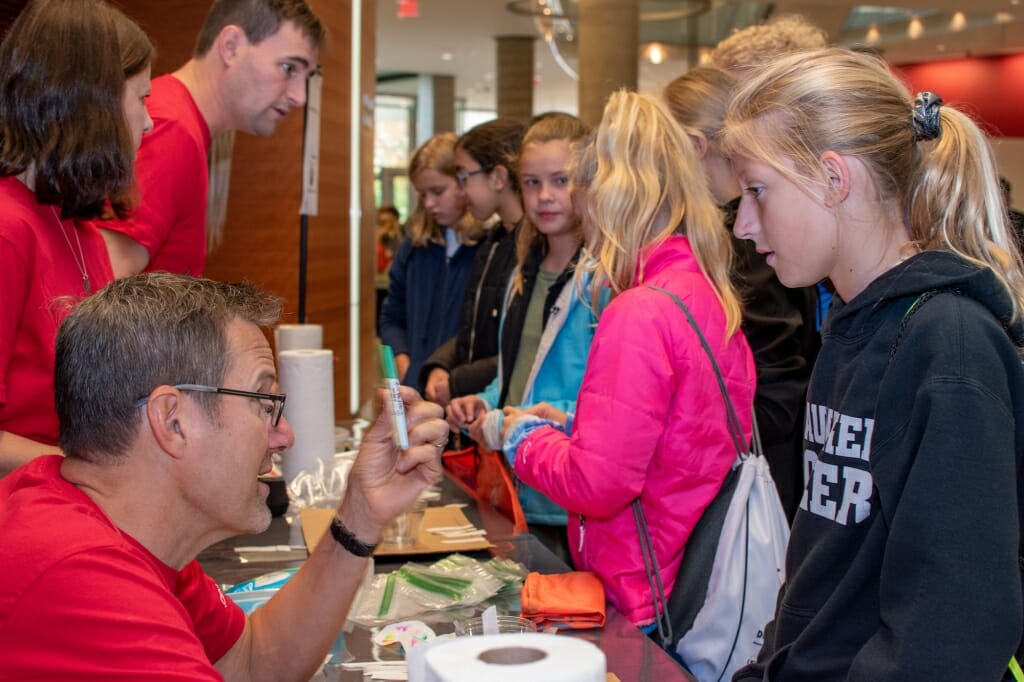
512,112,590,294
720,47,1024,319
662,65,737,144
587,90,741,334
407,132,482,248
710,14,828,76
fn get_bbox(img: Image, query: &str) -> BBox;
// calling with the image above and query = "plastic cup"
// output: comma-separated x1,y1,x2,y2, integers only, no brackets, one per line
381,496,427,546
454,615,538,636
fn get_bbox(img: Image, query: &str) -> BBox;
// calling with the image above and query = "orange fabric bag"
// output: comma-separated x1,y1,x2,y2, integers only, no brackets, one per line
443,444,528,535
520,571,607,630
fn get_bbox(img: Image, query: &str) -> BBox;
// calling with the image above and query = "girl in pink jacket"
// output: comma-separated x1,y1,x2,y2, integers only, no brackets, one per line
502,90,756,627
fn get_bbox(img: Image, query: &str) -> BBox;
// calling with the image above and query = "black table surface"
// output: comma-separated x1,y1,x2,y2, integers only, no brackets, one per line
198,476,694,682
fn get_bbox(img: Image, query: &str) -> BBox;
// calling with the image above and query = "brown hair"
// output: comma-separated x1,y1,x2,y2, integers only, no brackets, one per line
456,118,526,194
56,273,283,461
0,0,152,220
194,0,326,56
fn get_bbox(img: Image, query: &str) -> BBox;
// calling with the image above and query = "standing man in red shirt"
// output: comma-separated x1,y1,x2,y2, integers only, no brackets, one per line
99,0,325,277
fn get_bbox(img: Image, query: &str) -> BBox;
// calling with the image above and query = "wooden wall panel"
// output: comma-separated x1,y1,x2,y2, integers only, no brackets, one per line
113,0,378,420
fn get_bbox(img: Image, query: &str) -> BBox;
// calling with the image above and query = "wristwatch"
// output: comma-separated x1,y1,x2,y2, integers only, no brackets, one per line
329,517,378,557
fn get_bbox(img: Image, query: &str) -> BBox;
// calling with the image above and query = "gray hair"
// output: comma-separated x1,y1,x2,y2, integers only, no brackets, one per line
55,273,282,461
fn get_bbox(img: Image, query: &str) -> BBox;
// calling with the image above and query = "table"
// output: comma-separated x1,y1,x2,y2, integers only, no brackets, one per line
198,476,694,682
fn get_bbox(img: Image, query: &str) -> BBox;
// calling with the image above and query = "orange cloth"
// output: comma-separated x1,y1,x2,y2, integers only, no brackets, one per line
520,571,606,630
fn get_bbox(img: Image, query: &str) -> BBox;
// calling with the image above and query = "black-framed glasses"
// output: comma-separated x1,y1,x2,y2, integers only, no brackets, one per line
135,384,287,427
455,167,488,188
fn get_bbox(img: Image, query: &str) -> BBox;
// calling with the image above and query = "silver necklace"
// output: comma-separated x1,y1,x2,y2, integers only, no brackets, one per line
50,206,90,293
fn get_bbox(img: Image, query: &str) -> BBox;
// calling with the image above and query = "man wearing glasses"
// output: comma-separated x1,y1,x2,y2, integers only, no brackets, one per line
0,273,448,679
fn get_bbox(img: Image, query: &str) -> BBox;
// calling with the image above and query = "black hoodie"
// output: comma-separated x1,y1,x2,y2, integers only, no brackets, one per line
736,251,1024,681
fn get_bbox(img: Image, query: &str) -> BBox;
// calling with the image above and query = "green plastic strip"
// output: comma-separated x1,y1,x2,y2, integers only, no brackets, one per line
377,572,396,618
398,568,468,600
1010,656,1024,682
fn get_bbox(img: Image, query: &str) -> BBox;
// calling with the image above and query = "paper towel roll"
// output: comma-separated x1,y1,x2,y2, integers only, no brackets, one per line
415,633,605,682
278,349,335,484
274,324,323,352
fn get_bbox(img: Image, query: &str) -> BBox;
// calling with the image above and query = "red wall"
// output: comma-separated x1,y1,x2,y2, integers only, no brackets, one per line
895,54,1024,138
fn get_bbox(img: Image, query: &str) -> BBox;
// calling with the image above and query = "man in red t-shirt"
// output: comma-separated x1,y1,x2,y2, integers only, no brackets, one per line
98,0,326,277
0,273,448,679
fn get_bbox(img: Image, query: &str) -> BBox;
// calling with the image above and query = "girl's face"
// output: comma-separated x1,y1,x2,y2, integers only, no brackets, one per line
731,154,837,288
412,167,465,228
520,140,577,238
122,66,153,151
453,147,498,220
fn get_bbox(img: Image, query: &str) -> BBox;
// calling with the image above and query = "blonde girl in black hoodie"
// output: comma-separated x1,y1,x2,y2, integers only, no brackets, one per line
723,48,1024,681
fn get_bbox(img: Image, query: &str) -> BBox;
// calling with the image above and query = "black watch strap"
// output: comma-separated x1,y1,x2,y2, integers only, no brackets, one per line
329,517,378,557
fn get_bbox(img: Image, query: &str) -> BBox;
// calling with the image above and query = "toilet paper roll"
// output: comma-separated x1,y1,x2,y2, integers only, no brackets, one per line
413,633,605,682
277,349,335,484
274,324,323,352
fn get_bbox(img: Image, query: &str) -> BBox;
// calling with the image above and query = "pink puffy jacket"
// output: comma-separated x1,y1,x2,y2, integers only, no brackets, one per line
514,236,756,625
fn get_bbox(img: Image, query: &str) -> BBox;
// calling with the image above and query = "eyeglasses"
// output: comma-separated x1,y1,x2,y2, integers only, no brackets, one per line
135,384,287,427
455,167,488,188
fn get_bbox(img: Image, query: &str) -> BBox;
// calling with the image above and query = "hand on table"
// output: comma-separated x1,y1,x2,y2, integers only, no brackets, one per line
340,386,447,541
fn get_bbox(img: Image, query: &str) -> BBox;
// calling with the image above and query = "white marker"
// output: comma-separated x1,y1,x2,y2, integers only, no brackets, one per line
378,344,409,450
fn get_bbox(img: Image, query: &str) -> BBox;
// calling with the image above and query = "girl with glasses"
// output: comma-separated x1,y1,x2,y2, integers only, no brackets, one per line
419,118,527,408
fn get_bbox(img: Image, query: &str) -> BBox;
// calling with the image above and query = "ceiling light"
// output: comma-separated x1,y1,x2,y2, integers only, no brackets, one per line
645,43,665,65
441,52,453,61
996,11,1014,22
908,16,924,39
950,11,967,31
866,25,880,44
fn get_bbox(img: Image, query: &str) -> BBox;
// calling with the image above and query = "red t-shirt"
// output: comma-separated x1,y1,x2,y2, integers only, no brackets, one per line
0,456,245,679
0,176,114,444
98,74,211,275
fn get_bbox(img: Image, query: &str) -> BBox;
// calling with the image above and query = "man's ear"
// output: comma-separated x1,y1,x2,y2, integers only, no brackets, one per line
820,151,851,208
215,25,245,67
145,387,188,459
689,130,710,160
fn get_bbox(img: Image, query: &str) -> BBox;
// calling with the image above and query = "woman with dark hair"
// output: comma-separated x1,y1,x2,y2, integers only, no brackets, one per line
419,118,527,407
0,0,154,476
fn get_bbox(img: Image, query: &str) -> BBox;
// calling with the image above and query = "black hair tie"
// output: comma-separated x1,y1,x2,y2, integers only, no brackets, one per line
912,91,943,142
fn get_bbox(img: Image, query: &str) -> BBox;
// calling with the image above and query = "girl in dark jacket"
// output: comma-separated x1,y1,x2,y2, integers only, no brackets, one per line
379,132,482,393
724,48,1024,681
